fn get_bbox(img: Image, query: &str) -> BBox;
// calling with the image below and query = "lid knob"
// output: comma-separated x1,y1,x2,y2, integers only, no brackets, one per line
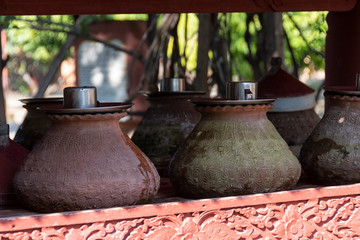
226,81,258,100
270,57,282,67
63,86,97,109
160,78,185,92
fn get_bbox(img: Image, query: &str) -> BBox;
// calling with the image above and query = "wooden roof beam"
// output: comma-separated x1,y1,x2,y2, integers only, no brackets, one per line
0,0,357,15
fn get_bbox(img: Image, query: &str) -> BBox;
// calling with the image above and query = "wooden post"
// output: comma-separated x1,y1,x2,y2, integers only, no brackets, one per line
0,29,8,145
325,1,360,88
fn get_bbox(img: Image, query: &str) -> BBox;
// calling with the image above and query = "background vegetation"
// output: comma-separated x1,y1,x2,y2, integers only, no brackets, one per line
1,12,327,97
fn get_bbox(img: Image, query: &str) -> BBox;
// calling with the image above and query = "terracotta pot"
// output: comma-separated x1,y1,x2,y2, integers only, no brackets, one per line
14,109,160,212
169,100,301,199
131,92,203,176
14,98,63,150
300,90,360,185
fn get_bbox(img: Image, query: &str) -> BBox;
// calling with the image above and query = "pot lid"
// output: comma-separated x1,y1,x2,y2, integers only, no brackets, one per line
142,78,207,96
258,58,315,98
191,81,274,106
39,102,133,114
38,86,133,114
20,97,63,105
269,92,316,112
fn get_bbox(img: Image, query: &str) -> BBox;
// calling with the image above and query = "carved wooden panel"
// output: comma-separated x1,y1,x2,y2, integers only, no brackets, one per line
1,195,360,239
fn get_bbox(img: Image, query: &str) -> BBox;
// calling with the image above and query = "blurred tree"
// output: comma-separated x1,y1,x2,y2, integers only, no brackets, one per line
229,12,327,81
5,15,75,95
1,12,327,97
3,15,147,96
283,12,327,77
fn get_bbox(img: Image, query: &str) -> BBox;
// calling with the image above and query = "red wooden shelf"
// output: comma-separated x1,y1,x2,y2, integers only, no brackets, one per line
0,0,357,15
0,0,359,238
0,179,360,238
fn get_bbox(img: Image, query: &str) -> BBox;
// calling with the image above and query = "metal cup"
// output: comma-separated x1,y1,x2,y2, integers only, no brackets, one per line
63,86,97,109
160,78,185,92
226,81,257,100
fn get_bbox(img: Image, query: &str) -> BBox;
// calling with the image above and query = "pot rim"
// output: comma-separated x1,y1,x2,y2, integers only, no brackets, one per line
325,88,360,97
140,90,206,97
191,98,275,106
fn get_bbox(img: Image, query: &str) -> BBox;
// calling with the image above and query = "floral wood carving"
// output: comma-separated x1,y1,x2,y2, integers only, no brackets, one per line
2,195,360,239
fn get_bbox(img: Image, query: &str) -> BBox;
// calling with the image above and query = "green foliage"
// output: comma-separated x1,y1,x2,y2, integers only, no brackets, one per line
6,15,73,65
0,16,15,29
5,14,148,65
283,12,327,72
2,12,327,94
229,12,327,80
177,14,198,71
229,13,254,80
3,14,148,94
82,14,147,25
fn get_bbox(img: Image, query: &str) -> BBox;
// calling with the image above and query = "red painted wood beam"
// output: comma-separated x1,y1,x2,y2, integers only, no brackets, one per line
0,0,357,15
325,1,360,88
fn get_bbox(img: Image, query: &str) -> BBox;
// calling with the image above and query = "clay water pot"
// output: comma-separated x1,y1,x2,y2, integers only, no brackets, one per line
169,98,301,199
13,87,160,212
266,110,320,157
131,79,204,176
14,98,63,150
258,58,320,157
300,89,360,185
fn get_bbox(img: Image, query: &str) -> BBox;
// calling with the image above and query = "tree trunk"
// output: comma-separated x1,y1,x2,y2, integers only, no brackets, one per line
261,12,285,71
248,12,285,81
195,13,211,92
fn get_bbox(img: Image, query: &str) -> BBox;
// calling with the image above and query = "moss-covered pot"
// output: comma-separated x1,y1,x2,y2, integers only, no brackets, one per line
131,92,203,176
300,91,360,185
169,103,301,198
267,109,320,157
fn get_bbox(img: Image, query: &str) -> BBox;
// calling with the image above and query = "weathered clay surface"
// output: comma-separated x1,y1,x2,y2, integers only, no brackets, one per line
267,109,320,146
300,93,360,185
131,94,202,175
170,104,301,198
13,112,160,212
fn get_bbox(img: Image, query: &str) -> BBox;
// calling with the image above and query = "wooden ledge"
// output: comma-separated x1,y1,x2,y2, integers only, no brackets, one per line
0,180,359,236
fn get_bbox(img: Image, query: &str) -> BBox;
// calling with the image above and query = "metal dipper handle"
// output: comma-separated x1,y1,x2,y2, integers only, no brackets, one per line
63,86,97,109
